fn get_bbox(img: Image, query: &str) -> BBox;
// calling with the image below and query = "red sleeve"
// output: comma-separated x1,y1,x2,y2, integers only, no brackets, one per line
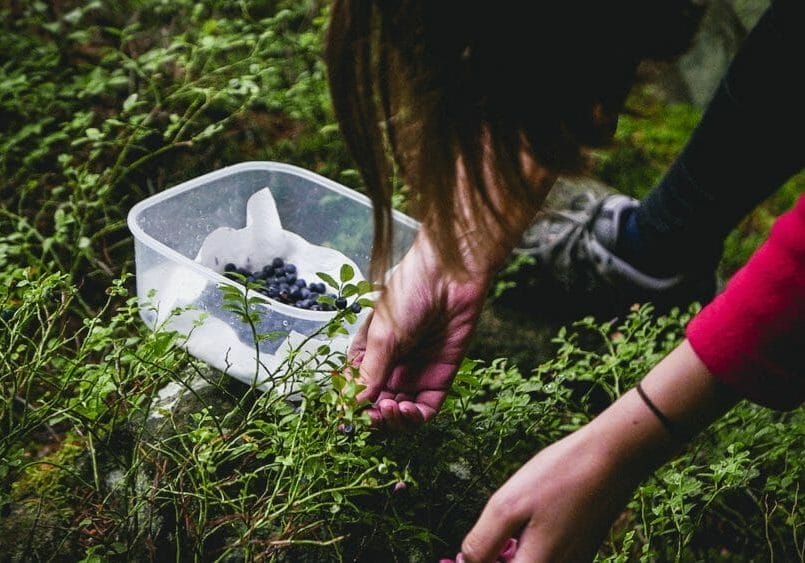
686,194,805,411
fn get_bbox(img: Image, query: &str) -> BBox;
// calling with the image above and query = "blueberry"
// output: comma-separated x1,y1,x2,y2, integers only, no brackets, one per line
335,297,347,310
274,275,287,285
286,273,297,285
284,263,297,274
236,268,251,278
295,278,306,288
272,257,284,269
266,286,279,298
349,302,362,313
278,283,290,293
224,263,237,273
246,275,256,284
299,288,311,299
296,299,312,309
290,287,302,300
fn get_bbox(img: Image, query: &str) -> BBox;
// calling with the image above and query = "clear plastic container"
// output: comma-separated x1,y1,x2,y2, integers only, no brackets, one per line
127,161,418,389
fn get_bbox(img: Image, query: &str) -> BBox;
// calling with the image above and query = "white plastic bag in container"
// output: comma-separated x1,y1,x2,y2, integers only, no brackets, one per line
128,162,419,394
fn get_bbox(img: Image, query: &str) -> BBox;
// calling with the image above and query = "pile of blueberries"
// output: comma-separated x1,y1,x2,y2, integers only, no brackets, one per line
223,257,360,313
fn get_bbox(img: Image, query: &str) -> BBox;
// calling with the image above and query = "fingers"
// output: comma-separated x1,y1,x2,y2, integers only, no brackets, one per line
356,345,392,402
365,397,436,432
363,406,383,427
356,354,453,430
376,399,426,432
400,399,434,424
446,538,518,563
370,385,445,430
348,311,394,404
460,494,525,563
510,523,545,563
499,538,518,562
346,307,458,431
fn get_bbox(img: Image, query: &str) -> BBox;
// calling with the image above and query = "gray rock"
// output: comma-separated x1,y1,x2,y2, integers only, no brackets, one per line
673,0,768,107
729,0,769,31
677,0,747,107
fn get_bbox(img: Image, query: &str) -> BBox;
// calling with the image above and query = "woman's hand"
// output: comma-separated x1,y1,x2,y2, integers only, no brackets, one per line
457,425,639,562
347,149,555,431
455,341,737,562
348,234,490,431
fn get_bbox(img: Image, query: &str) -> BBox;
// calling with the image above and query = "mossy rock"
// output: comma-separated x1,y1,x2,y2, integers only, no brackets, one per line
0,439,88,561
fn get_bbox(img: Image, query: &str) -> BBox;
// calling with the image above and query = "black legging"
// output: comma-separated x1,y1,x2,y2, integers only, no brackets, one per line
627,0,805,275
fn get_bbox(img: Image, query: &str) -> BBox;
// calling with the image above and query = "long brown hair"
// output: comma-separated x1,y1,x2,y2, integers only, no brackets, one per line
325,1,704,281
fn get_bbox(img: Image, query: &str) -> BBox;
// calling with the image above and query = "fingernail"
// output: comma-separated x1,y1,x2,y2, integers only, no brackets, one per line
456,554,466,563
500,538,518,559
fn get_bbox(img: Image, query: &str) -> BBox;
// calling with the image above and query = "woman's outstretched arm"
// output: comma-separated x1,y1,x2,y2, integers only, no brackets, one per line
458,340,737,562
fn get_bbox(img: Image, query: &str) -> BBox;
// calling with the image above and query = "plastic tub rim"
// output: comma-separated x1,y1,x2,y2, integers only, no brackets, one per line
127,161,419,322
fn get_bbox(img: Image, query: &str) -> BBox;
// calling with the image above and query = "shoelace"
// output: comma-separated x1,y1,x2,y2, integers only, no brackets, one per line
540,199,649,316
540,198,610,287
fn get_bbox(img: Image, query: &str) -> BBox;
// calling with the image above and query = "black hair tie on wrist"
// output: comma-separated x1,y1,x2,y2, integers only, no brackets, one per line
636,382,692,444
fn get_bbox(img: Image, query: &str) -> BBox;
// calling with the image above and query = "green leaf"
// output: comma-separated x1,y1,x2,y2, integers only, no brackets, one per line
123,93,138,112
331,373,346,391
195,122,224,140
356,280,373,294
339,263,355,283
341,283,357,297
326,324,348,337
258,330,287,342
316,271,338,289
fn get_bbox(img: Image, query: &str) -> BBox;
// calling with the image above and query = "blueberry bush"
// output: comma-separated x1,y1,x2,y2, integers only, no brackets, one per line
1,1,802,561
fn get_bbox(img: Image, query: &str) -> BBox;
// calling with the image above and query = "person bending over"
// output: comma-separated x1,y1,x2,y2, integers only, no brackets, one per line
325,1,804,560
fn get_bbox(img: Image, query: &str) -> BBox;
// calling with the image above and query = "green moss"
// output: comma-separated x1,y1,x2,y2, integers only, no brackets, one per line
1,437,87,560
721,172,805,276
594,87,702,198
10,436,86,504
